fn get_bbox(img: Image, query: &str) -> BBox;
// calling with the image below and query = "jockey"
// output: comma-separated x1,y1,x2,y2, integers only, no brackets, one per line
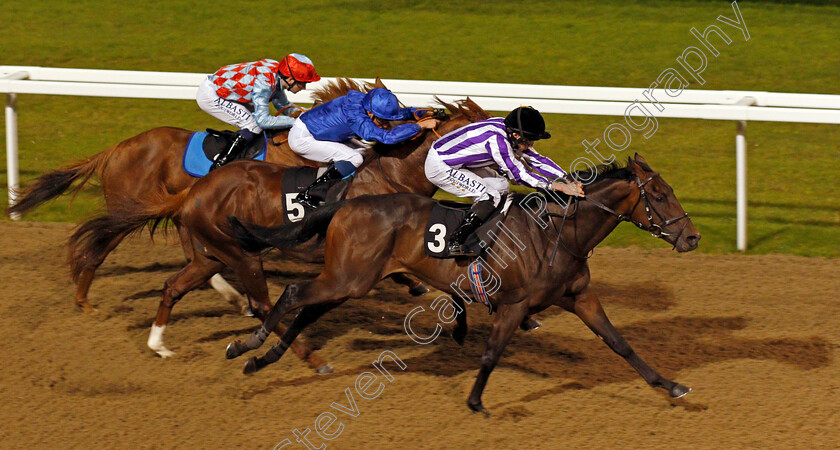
290,87,439,208
425,106,585,256
196,54,321,170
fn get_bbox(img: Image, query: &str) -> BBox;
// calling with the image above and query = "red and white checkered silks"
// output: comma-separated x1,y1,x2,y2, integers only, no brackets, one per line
210,59,281,103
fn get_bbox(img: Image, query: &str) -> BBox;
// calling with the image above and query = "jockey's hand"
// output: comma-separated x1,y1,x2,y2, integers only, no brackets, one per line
417,118,439,130
551,180,585,197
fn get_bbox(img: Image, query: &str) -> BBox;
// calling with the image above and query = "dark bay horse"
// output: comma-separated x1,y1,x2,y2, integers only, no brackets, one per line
5,78,381,314
70,99,491,362
225,154,701,412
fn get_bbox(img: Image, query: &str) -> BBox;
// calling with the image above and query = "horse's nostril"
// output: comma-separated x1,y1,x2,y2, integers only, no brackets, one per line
686,234,701,245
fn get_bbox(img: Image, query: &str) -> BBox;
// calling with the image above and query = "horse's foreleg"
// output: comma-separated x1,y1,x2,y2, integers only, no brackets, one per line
569,289,690,398
149,257,225,357
176,226,251,316
466,301,529,414
208,274,251,316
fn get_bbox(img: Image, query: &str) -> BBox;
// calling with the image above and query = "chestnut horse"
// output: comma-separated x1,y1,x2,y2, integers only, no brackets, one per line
225,155,701,412
69,98,490,363
5,78,382,314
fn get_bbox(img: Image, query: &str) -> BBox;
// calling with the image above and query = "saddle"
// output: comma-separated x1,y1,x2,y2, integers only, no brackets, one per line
182,130,268,177
203,128,267,160
423,195,513,259
280,167,352,223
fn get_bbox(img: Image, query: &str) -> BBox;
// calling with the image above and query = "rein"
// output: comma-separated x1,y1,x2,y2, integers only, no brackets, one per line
376,156,403,193
545,172,690,263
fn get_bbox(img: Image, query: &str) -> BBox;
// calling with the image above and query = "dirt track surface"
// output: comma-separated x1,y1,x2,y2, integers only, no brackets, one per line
1,221,838,449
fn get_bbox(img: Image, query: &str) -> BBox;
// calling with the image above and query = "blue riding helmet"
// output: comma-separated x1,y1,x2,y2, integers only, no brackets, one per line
362,88,404,120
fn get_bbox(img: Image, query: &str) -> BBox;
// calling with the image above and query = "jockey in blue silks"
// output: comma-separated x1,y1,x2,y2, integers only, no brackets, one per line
289,87,438,208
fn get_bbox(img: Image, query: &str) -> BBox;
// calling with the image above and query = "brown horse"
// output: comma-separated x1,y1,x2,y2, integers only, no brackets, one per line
225,154,701,412
69,98,490,361
5,78,381,314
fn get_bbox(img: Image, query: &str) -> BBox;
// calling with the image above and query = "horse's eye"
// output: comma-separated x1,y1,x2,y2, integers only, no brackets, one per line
655,195,666,202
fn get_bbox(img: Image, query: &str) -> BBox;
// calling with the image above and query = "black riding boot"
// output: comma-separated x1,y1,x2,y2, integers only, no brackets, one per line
296,164,343,208
448,199,496,257
210,134,248,171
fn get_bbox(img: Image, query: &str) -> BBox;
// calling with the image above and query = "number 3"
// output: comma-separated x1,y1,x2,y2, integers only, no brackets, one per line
427,223,447,252
285,193,305,222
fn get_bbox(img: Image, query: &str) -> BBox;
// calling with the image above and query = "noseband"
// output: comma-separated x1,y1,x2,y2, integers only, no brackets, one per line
547,172,690,263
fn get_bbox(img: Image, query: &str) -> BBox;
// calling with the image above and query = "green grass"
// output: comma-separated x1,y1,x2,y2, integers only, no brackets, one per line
2,0,838,257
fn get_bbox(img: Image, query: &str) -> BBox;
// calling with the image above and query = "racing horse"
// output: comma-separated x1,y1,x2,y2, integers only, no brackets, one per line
5,78,395,314
225,154,701,412
69,98,491,360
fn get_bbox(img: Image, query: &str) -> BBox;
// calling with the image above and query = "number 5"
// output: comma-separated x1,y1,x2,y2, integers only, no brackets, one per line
285,193,305,222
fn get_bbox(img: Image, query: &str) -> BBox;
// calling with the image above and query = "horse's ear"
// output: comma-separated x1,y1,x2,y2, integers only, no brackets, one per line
634,153,648,165
627,156,645,178
372,77,388,90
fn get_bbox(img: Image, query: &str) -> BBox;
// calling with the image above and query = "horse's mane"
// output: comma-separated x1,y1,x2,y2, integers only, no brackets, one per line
310,77,388,105
435,97,491,122
574,161,630,183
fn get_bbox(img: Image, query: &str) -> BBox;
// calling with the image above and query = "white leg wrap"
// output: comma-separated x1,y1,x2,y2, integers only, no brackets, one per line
148,324,175,358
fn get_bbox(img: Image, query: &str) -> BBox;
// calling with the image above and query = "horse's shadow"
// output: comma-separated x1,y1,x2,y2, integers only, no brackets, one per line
235,310,830,406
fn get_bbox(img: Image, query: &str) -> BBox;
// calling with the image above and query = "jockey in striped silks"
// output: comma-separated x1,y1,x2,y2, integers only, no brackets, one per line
424,106,585,256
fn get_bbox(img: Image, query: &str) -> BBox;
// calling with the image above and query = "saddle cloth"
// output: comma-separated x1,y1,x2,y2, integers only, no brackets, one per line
280,166,352,223
182,130,268,177
424,195,513,259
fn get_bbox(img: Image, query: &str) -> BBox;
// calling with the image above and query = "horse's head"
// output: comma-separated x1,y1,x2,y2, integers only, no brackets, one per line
624,154,700,252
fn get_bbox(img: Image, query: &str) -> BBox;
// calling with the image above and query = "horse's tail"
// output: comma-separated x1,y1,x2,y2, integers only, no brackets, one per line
228,200,347,253
67,189,189,282
5,146,115,217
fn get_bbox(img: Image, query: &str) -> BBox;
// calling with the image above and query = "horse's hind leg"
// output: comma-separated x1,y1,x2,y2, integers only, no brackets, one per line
72,230,131,313
389,273,429,297
466,301,529,413
148,254,226,357
227,267,375,368
242,300,345,374
213,244,331,373
566,288,690,398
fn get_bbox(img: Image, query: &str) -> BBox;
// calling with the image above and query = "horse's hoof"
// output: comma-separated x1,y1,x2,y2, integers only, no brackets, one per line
225,341,245,359
76,302,99,314
467,400,490,416
520,317,542,332
670,383,691,398
153,347,175,358
240,306,255,318
452,328,466,346
316,363,335,375
243,357,260,375
408,284,429,297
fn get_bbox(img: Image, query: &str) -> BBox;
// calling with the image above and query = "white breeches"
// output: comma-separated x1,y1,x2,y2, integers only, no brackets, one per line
288,118,366,168
424,150,510,205
196,77,262,134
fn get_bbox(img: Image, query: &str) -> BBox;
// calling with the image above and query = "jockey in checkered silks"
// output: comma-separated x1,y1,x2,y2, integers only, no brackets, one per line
288,87,439,208
196,54,321,170
424,106,585,256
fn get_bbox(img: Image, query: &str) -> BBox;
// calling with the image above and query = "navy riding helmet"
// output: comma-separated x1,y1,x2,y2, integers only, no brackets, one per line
504,106,551,142
362,88,404,120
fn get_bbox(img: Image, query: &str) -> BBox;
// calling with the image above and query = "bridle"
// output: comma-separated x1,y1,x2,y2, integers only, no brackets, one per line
546,172,690,263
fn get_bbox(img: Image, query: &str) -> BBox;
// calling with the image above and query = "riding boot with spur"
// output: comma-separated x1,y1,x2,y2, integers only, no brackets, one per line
210,129,253,171
296,164,344,209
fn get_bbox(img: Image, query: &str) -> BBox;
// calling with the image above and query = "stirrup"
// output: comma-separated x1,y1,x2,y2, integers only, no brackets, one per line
447,242,479,257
